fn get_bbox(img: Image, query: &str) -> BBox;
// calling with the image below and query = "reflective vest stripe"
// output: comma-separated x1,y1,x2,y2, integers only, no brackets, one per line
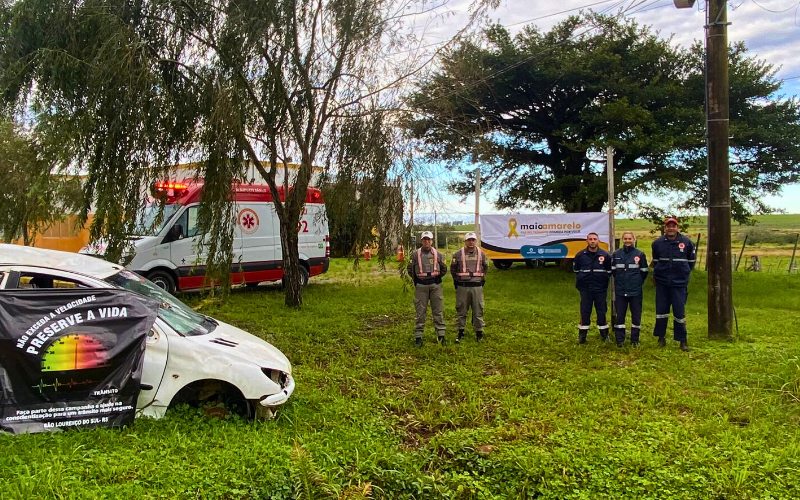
456,247,484,277
417,247,439,277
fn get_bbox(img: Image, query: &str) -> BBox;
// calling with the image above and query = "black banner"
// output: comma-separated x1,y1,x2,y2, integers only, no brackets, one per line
0,288,158,433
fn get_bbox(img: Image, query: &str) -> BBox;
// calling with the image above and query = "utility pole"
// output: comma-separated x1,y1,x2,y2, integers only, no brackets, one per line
434,211,438,249
606,146,615,255
706,0,734,339
409,179,415,241
607,146,616,325
474,167,481,243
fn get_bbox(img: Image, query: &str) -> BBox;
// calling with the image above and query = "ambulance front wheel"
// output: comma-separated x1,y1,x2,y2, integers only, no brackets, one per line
148,269,177,294
493,260,513,270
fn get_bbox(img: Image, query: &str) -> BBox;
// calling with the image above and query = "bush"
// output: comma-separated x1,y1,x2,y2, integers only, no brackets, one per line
742,227,798,245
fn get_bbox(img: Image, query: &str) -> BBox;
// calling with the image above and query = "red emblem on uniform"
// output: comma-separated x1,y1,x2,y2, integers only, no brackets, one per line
599,256,605,263
634,256,640,263
679,242,685,252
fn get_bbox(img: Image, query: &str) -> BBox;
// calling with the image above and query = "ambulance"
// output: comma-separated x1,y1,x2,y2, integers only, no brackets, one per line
81,181,330,293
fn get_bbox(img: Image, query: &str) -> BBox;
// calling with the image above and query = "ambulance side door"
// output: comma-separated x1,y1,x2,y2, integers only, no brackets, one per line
238,203,275,266
299,204,325,259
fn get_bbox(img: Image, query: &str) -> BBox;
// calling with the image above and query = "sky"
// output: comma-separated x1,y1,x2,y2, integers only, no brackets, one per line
405,0,800,219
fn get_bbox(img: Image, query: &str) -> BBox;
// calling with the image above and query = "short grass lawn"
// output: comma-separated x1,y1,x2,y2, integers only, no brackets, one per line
2,258,800,499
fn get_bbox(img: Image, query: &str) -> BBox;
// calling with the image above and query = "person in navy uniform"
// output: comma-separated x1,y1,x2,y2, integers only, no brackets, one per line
651,218,696,351
573,232,612,344
611,231,648,347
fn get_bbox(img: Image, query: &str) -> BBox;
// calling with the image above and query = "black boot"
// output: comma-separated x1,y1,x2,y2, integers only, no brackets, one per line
680,341,690,352
438,335,447,346
578,332,587,344
476,331,484,342
415,337,423,348
456,329,465,344
657,336,666,347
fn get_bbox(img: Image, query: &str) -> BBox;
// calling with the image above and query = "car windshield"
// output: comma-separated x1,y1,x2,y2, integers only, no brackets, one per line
135,203,181,236
105,270,216,336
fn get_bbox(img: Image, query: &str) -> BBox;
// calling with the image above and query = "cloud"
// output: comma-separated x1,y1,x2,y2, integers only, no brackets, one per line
416,0,800,88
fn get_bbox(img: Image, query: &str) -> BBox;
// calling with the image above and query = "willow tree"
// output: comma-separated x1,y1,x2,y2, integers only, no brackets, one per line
0,119,83,246
322,112,404,259
0,0,494,306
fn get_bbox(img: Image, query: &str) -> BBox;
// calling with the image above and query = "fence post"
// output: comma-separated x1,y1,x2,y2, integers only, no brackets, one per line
789,233,799,274
695,233,702,268
735,235,748,271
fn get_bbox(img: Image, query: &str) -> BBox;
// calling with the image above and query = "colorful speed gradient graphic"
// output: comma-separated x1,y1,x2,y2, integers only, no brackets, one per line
40,334,109,372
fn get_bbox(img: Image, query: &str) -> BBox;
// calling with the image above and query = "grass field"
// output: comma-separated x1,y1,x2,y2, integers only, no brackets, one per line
2,258,800,499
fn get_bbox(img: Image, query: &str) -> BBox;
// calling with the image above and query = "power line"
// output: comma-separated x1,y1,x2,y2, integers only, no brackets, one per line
410,0,654,109
628,0,672,15
750,0,800,13
505,0,622,27
388,0,640,57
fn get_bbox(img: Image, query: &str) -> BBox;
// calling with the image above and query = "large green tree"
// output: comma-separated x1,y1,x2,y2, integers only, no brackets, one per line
405,14,800,220
0,0,491,305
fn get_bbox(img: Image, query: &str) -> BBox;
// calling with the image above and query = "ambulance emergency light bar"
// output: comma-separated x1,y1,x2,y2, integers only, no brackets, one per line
154,181,189,191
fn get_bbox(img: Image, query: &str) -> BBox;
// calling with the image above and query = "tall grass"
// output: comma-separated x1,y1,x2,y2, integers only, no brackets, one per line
1,260,800,499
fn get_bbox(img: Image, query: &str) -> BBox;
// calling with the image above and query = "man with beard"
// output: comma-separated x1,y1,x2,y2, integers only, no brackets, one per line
573,232,612,344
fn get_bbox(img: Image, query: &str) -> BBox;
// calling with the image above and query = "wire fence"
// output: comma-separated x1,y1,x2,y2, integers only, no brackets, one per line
694,232,800,274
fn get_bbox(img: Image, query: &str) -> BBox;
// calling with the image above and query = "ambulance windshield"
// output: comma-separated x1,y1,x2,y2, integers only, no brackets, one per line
136,203,181,236
106,270,216,336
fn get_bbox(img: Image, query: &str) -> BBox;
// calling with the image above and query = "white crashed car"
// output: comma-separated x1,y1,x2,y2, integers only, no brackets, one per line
0,244,294,419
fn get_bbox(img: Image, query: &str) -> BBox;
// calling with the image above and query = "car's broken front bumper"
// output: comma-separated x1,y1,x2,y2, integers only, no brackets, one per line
259,374,295,407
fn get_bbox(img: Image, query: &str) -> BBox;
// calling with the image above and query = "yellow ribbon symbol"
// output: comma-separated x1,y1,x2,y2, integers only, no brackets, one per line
507,218,519,238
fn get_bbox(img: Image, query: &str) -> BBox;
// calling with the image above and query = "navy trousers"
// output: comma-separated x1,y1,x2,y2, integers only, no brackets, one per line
579,290,609,337
614,295,643,344
653,284,688,342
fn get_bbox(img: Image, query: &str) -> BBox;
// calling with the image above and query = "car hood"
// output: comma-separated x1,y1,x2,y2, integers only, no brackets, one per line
80,236,156,258
185,319,292,374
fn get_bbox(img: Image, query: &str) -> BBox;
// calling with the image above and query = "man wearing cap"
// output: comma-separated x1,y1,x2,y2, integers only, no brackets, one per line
451,232,489,343
651,218,696,351
573,232,613,343
611,231,648,347
408,231,448,347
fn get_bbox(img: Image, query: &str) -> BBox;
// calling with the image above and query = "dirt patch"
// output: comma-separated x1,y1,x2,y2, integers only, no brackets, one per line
674,404,693,417
364,369,418,387
482,362,506,376
476,444,495,454
362,314,404,331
